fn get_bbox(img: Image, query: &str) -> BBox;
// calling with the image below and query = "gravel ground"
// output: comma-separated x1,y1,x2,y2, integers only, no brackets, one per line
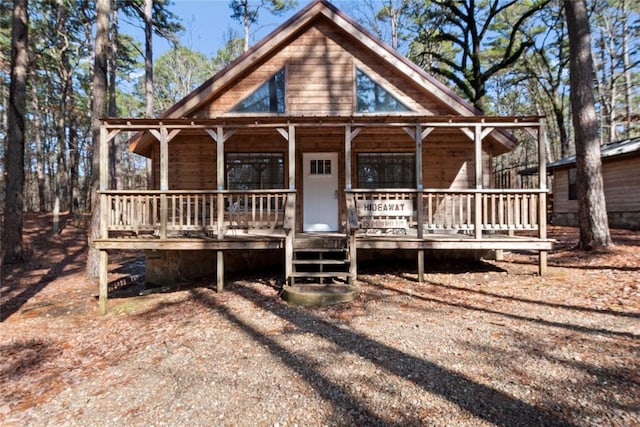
1,222,639,426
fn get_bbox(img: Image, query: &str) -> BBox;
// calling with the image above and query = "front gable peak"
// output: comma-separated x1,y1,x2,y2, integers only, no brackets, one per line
160,0,480,120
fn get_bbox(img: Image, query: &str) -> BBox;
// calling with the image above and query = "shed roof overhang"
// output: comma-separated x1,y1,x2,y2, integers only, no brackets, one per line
110,115,542,158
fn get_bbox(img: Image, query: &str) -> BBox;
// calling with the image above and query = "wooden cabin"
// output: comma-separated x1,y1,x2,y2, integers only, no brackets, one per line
93,0,552,312
548,137,640,229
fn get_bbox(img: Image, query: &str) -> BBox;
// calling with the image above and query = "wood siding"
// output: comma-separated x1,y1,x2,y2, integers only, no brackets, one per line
195,17,447,117
552,168,574,214
154,128,489,191
553,155,640,214
602,157,640,211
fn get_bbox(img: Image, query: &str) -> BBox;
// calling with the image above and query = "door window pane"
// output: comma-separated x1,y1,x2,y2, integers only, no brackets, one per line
310,159,332,175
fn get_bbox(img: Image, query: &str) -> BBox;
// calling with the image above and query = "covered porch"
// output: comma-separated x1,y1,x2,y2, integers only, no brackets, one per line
93,116,553,313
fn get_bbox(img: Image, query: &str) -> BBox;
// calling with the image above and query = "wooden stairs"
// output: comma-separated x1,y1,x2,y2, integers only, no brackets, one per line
281,234,358,306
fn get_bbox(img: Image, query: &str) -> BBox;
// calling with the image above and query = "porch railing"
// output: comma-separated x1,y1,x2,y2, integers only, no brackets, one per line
348,189,546,236
100,190,295,239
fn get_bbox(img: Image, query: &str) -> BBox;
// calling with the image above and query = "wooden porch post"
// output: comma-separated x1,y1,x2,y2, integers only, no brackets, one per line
416,123,425,283
98,123,109,314
99,125,109,240
474,124,483,240
216,125,225,292
538,120,548,275
345,125,361,284
158,126,169,239
205,126,236,292
404,124,433,283
345,125,352,191
98,250,108,315
149,125,179,241
285,125,296,285
285,124,298,284
344,125,361,190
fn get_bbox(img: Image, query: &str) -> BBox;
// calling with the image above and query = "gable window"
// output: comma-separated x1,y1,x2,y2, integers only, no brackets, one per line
357,153,415,188
568,168,577,200
226,153,284,190
355,68,410,113
231,68,285,113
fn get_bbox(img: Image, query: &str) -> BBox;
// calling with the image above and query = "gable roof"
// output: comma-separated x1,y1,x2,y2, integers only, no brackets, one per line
160,0,480,119
129,0,517,154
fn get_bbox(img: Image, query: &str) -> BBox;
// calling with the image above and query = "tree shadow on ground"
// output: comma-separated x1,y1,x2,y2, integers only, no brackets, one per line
359,257,506,276
0,339,56,381
1,244,87,322
106,262,284,300
359,275,639,340
507,250,640,272
463,335,640,421
186,284,572,426
405,277,640,319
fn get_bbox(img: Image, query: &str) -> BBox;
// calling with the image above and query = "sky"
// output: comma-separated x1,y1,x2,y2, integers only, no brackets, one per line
125,0,302,59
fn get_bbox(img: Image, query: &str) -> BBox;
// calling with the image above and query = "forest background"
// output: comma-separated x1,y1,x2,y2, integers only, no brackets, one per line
0,0,638,262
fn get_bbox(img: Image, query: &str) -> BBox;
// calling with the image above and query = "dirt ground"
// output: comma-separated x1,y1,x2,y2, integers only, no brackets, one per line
1,213,639,426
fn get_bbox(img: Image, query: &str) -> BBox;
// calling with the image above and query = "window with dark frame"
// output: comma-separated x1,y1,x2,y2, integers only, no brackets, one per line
357,153,415,189
225,153,284,190
355,68,411,113
568,168,577,200
231,68,286,113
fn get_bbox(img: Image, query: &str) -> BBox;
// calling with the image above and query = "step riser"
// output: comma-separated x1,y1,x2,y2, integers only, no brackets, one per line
290,236,352,285
291,272,351,278
294,242,346,250
294,237,347,250
293,260,348,265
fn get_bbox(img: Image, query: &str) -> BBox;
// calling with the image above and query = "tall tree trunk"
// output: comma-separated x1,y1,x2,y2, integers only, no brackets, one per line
144,0,154,189
31,84,46,212
53,101,69,233
0,75,7,140
3,0,29,264
69,97,80,224
243,0,250,53
593,36,607,143
144,0,153,117
553,100,570,159
87,0,110,278
621,0,632,139
607,45,616,143
109,4,121,190
564,0,612,250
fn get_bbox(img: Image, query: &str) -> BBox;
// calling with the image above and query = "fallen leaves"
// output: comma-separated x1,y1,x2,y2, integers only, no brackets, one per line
1,216,639,425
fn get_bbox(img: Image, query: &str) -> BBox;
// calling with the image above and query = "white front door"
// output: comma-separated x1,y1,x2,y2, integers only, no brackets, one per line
303,152,339,232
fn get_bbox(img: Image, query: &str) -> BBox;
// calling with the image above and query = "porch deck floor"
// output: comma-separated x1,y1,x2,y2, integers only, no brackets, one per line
356,230,553,250
95,229,552,251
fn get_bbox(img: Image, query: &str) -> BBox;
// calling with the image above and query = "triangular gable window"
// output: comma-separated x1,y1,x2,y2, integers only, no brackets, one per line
356,68,410,113
231,68,285,113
